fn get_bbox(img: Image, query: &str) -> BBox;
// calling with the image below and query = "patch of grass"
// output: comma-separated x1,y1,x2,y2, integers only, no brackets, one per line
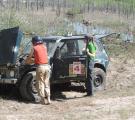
101,20,128,31
102,34,135,59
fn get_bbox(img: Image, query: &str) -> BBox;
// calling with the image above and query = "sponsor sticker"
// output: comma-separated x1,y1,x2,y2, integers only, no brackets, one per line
69,62,86,75
73,62,81,74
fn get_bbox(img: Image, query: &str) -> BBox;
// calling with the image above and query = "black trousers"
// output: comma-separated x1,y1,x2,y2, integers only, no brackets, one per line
86,60,94,95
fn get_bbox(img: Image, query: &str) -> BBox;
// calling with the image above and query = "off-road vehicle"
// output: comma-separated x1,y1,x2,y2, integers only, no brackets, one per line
0,27,117,101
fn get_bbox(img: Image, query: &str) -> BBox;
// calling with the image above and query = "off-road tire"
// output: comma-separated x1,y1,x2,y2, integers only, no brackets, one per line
19,72,38,101
92,68,106,91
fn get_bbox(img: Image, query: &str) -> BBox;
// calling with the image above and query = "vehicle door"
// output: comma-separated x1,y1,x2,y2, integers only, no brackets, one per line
52,38,87,83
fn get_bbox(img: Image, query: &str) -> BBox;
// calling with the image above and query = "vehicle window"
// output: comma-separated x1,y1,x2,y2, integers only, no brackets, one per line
60,39,86,56
77,39,86,55
44,41,57,57
19,37,31,55
45,42,55,54
60,42,68,56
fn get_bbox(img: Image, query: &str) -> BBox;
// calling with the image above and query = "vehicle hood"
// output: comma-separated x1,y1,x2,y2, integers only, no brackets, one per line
0,27,23,65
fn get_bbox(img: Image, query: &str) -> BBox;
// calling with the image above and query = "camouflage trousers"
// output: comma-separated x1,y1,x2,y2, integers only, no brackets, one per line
36,64,51,102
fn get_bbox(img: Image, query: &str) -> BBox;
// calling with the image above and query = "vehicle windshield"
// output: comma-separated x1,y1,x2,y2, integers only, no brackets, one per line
19,37,32,56
60,39,87,56
20,38,57,58
44,40,57,58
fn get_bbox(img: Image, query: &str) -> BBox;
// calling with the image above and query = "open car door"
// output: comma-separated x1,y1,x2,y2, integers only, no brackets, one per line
52,38,87,83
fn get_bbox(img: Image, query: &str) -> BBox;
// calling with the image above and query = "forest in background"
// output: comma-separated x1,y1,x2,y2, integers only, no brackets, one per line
0,0,135,35
0,0,135,15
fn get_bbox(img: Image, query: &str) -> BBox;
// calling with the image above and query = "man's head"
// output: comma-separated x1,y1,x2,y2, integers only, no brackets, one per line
84,35,94,42
32,36,43,45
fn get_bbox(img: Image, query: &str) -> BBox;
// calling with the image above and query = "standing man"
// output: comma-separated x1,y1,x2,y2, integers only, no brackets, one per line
26,36,51,105
85,35,96,96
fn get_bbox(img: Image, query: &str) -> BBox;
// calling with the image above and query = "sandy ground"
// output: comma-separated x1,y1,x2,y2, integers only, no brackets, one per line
0,57,135,120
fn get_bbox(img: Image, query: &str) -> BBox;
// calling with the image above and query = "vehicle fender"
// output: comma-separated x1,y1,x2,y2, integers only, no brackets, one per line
16,65,36,87
94,60,106,73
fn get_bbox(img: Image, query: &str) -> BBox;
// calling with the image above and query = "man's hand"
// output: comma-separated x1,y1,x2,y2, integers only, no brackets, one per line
25,57,34,64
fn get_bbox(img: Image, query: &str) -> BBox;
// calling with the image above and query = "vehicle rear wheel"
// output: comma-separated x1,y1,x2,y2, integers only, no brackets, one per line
19,72,38,101
92,68,106,91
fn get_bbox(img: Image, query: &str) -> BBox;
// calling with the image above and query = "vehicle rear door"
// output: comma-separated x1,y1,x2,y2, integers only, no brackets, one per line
52,38,87,83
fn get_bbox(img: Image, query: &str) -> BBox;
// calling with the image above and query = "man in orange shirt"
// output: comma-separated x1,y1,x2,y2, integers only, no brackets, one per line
26,36,51,105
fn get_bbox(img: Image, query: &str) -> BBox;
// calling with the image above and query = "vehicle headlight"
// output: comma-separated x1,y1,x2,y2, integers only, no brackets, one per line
10,71,14,77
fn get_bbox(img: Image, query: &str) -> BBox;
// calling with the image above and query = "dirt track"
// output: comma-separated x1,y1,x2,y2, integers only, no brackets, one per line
0,57,135,120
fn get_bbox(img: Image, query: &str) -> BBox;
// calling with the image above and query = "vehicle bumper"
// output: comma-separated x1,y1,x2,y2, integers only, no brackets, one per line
0,78,17,84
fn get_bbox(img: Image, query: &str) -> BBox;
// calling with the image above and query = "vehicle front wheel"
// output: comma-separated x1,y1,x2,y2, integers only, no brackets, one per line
19,72,38,101
92,68,106,91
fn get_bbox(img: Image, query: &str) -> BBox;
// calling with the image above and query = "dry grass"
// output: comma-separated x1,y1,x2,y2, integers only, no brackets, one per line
1,7,135,35
82,11,135,32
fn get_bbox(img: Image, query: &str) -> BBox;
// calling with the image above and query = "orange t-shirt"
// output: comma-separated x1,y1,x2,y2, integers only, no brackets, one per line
33,44,48,64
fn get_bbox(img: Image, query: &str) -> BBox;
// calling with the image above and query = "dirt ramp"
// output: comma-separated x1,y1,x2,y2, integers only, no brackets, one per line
107,58,135,91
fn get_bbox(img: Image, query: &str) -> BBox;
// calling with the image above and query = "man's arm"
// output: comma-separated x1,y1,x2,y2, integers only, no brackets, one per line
86,48,96,57
25,48,34,64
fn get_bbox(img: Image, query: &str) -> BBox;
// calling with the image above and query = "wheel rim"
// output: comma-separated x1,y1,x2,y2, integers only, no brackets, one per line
94,75,103,87
30,79,37,94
